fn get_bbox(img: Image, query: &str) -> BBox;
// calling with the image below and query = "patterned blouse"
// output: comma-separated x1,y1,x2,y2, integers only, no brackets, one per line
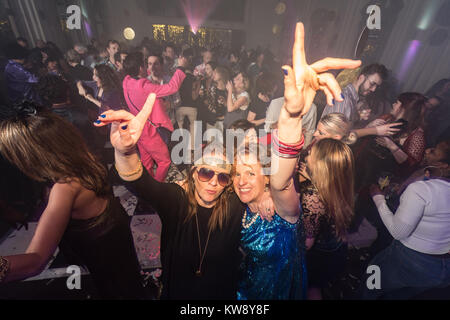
299,180,343,251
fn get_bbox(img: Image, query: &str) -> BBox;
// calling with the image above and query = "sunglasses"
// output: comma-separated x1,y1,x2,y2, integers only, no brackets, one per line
196,167,231,187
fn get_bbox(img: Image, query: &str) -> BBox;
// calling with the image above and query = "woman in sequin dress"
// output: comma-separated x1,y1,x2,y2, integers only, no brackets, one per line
234,23,361,300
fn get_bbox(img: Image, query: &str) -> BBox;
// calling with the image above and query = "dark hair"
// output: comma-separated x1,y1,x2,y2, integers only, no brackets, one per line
397,92,427,134
206,61,217,70
123,52,144,78
255,73,275,95
164,43,175,51
4,42,29,60
229,119,256,131
16,37,27,44
181,48,194,59
0,102,110,197
106,40,119,49
147,52,164,65
360,63,388,81
114,51,126,63
45,55,58,64
94,64,122,93
229,50,240,60
426,78,450,102
36,75,69,105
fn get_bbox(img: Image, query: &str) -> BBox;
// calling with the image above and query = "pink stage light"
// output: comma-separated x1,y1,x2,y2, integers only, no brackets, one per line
180,0,221,33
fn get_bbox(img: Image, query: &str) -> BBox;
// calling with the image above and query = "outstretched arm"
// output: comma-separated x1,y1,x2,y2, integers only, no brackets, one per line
1,183,75,282
271,23,361,219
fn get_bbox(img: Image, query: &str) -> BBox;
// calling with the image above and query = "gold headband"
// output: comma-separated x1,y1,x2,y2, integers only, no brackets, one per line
194,156,232,173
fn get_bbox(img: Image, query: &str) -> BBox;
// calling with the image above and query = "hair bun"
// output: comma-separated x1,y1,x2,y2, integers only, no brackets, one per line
0,100,39,121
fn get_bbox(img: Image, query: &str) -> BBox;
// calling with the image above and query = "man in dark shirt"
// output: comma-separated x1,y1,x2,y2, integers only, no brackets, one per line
4,43,39,103
248,74,276,131
65,49,93,81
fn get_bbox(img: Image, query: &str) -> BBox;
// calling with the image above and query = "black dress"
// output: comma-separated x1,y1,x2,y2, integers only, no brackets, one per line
58,196,145,299
299,180,347,288
116,166,245,300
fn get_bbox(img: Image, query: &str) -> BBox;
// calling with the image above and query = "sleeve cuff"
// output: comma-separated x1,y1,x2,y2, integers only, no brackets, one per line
372,194,386,208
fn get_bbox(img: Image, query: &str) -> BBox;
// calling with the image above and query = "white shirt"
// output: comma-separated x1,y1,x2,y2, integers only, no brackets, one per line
372,179,450,255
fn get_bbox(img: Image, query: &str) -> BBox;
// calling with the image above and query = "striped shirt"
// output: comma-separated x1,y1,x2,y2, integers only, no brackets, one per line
320,83,359,123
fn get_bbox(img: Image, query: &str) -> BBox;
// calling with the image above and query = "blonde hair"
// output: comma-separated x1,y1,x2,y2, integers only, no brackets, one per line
309,138,355,240
319,113,357,145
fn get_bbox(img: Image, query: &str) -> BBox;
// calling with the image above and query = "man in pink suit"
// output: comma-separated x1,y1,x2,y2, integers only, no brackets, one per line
122,52,187,182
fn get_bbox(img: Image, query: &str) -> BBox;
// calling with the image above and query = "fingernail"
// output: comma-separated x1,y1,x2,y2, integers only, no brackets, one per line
121,125,128,130
282,68,288,76
94,120,101,124
100,114,106,118
341,93,345,100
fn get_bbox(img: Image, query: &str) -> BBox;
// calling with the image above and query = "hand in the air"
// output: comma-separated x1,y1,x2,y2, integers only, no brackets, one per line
282,23,361,117
93,93,156,155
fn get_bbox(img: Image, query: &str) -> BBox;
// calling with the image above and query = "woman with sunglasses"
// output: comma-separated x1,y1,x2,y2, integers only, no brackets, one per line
95,92,248,299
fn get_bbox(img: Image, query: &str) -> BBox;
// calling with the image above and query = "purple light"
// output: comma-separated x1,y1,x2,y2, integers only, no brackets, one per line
398,40,421,82
181,0,220,33
83,20,92,38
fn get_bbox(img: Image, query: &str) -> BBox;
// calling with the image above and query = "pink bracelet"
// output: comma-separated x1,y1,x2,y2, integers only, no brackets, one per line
272,129,304,158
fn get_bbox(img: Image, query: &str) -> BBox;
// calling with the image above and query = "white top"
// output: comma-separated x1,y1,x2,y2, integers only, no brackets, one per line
232,91,250,111
372,179,450,255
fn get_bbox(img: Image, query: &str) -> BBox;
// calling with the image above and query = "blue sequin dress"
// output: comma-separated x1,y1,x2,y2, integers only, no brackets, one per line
237,207,307,300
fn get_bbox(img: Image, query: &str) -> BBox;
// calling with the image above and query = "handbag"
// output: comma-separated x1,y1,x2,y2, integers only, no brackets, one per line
126,86,174,149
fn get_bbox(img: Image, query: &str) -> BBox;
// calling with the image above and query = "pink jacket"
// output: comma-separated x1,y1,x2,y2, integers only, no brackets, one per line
123,69,186,137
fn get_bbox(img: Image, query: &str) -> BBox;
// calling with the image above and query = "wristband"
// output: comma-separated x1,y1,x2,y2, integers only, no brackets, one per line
272,129,304,158
115,160,143,177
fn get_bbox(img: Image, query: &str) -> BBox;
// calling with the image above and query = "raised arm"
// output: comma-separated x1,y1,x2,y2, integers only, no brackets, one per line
271,23,361,218
93,94,182,219
142,68,186,98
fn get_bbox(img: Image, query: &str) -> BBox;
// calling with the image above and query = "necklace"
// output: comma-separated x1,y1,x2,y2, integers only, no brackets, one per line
242,208,259,229
194,212,212,277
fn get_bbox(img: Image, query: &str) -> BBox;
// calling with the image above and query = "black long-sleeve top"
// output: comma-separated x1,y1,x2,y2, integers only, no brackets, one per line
114,166,245,300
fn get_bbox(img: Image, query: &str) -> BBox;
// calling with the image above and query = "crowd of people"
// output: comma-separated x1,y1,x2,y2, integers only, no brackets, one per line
0,22,449,300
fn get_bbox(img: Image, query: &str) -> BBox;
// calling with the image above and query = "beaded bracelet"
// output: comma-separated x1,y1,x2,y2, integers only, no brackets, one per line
0,256,10,282
272,129,304,158
115,160,143,177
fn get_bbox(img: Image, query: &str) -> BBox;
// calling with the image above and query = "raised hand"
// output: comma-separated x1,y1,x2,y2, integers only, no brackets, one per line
94,93,156,155
282,23,361,117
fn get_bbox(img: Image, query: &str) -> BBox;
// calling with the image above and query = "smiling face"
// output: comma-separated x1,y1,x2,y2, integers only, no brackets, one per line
233,153,267,205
